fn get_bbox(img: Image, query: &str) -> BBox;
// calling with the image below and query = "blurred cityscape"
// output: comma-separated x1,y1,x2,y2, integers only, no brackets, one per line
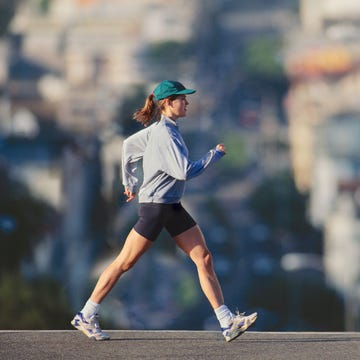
0,0,360,332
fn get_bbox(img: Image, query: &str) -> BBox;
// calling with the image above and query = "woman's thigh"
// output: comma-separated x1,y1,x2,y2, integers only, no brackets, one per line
113,228,153,270
173,225,209,260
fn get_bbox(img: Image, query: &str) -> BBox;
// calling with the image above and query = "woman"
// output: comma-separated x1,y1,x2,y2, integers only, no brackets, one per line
71,80,257,342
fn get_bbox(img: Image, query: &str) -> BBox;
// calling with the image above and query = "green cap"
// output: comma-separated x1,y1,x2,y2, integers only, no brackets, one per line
153,80,196,100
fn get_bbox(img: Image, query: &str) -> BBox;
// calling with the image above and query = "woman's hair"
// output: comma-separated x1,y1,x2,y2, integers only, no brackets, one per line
133,94,179,127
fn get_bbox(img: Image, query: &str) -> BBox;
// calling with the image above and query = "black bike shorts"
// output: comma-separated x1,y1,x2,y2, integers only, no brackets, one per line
134,202,197,242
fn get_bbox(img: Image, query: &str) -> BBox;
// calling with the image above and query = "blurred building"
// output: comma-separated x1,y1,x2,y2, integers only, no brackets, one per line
285,0,360,330
8,0,199,134
301,0,360,36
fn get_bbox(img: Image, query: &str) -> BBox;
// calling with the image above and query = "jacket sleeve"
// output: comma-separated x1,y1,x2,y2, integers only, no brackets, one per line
159,128,224,180
186,148,224,180
121,127,150,193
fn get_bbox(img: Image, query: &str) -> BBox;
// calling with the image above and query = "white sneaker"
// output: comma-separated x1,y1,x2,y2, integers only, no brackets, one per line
222,311,257,342
71,312,110,341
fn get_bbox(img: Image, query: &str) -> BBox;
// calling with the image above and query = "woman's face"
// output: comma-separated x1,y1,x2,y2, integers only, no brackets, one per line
165,95,189,120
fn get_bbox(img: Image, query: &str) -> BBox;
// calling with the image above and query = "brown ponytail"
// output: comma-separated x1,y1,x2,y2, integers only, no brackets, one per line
133,93,180,127
133,93,160,127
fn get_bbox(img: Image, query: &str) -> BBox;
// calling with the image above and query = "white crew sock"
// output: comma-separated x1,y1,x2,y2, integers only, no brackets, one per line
81,299,100,320
214,304,233,329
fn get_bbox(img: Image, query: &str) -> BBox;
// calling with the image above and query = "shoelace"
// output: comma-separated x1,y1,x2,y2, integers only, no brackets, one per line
89,314,103,333
234,309,245,318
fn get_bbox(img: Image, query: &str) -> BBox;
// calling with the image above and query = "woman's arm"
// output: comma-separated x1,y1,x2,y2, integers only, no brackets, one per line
186,145,225,180
121,126,151,194
158,126,225,180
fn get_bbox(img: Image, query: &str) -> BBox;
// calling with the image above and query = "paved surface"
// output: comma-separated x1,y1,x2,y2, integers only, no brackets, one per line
1,330,360,360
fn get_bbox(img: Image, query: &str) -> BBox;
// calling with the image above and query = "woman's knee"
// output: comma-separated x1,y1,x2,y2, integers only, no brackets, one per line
192,248,214,270
111,258,135,276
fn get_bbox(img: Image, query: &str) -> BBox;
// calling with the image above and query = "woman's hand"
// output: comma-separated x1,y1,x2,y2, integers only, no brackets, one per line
216,143,226,154
124,188,136,202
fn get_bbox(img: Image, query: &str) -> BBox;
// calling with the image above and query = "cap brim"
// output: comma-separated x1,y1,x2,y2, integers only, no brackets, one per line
176,89,196,95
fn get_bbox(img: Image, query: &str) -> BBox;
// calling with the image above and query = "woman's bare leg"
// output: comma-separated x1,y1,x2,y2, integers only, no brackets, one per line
174,225,224,309
90,228,153,304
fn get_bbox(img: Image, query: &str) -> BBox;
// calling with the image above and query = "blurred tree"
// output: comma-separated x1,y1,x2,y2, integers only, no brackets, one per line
241,36,288,95
0,164,72,328
246,268,344,331
145,40,195,79
147,40,193,64
219,131,250,174
237,35,289,126
38,0,52,14
249,171,316,236
0,274,72,329
113,84,147,136
0,170,56,273
0,0,20,36
246,268,288,328
246,172,343,330
299,271,344,331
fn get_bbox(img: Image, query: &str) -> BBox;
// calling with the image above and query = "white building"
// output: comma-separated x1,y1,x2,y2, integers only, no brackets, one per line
301,0,360,35
286,1,360,330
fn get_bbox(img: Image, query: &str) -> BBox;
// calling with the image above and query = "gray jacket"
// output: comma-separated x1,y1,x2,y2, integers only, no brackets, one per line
122,115,224,203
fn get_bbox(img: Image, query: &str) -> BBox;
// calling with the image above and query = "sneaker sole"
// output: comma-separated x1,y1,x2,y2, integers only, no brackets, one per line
225,313,257,342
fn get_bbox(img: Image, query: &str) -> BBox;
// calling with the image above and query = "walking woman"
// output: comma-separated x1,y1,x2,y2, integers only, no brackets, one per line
71,80,257,342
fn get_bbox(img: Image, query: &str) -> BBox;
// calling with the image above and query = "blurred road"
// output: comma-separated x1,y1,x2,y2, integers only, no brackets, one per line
1,330,359,360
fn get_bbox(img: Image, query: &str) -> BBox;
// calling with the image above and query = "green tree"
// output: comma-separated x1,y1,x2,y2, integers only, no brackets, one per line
0,165,71,328
147,40,193,64
145,40,195,79
240,36,288,96
0,274,72,329
38,0,52,14
219,132,251,173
